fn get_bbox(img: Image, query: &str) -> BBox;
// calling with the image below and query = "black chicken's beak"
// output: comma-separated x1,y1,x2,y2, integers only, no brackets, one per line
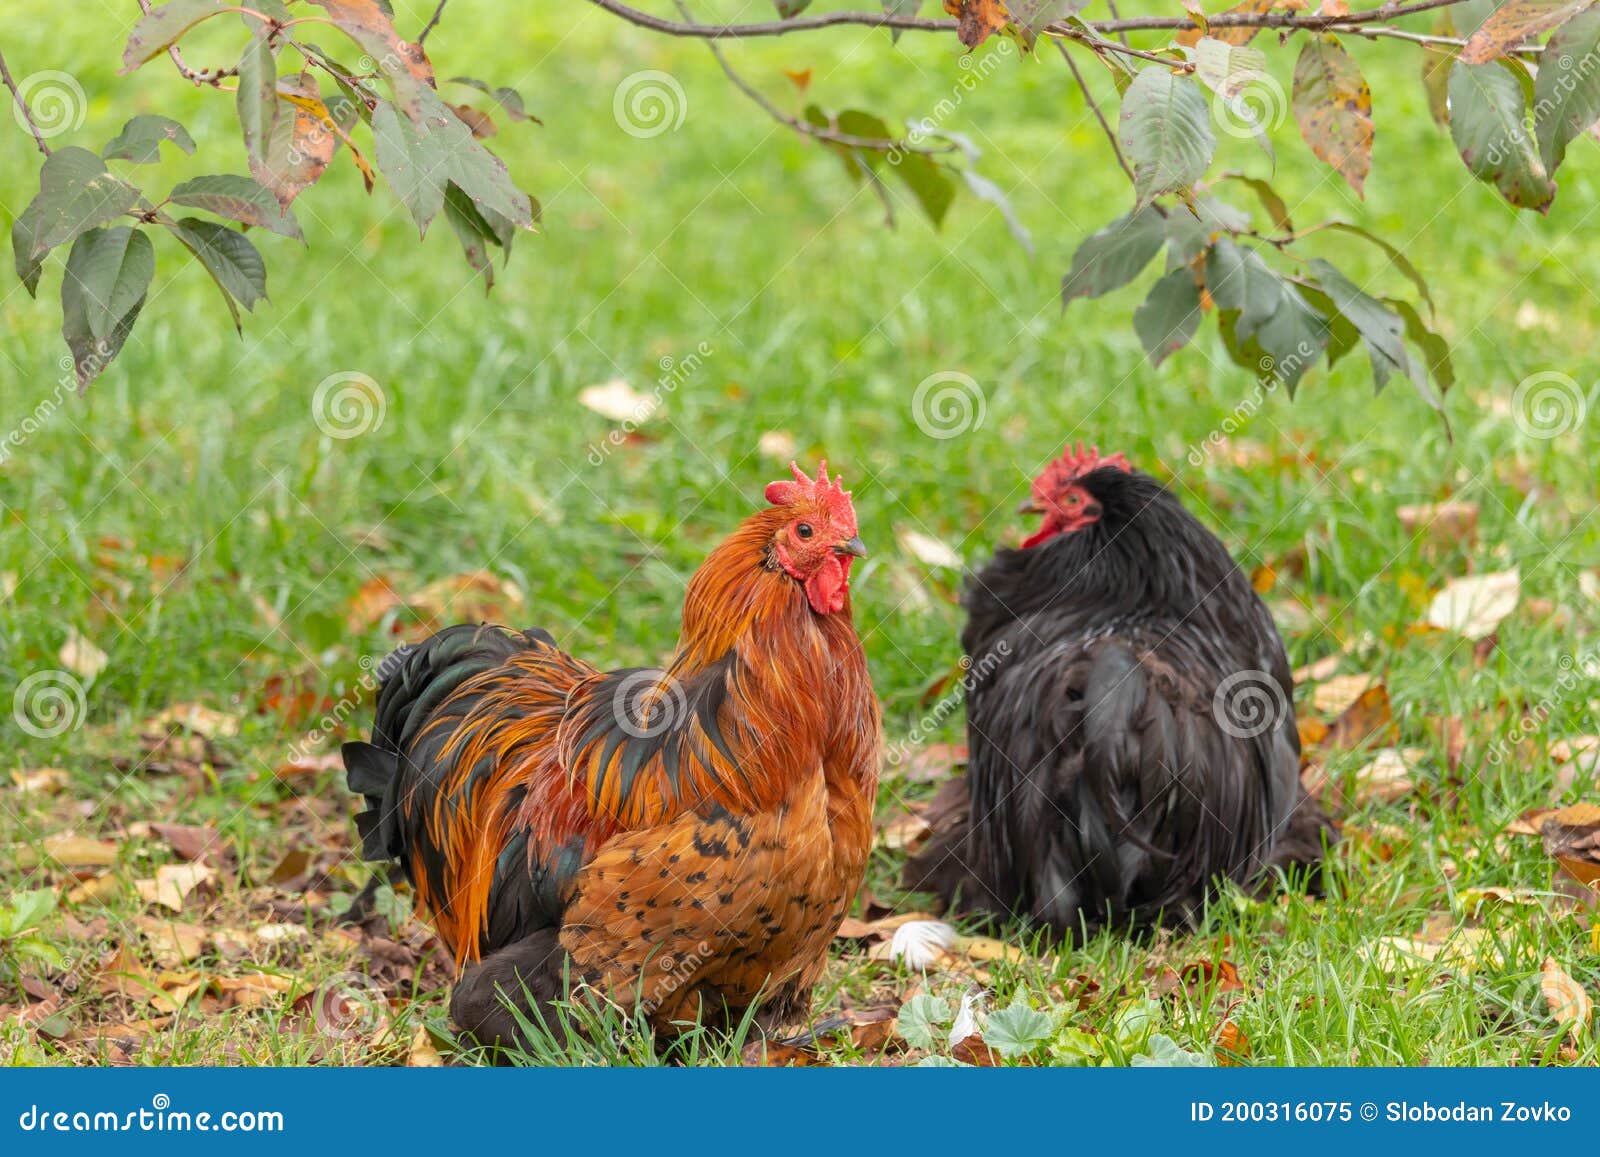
1017,497,1044,514
836,536,868,558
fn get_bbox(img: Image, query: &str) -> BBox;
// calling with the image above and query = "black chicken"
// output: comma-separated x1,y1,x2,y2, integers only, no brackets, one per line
906,444,1334,938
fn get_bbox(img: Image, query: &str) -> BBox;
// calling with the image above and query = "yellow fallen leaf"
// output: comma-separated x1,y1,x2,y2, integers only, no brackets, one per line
578,378,655,423
1312,672,1374,715
1366,927,1501,973
1292,655,1341,685
1540,957,1593,1043
14,835,119,869
408,1023,444,1067
59,627,108,680
11,768,69,795
1351,747,1426,805
148,703,240,740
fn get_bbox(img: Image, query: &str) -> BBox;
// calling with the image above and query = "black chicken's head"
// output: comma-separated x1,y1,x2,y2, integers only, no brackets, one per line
1019,442,1133,548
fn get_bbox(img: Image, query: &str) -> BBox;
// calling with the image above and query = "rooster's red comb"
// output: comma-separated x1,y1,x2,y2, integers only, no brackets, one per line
1033,442,1132,494
766,460,858,532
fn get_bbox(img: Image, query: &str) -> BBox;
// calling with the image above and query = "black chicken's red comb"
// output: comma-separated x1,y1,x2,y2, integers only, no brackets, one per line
1034,442,1132,492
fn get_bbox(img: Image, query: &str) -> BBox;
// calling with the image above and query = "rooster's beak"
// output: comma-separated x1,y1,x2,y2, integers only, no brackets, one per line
836,536,868,558
1017,497,1044,514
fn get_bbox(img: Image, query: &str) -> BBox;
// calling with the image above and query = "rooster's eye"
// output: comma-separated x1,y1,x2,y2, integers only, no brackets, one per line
796,523,814,539
1064,493,1082,506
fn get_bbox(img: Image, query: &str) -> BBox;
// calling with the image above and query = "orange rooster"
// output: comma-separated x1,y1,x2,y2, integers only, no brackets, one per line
343,463,880,1050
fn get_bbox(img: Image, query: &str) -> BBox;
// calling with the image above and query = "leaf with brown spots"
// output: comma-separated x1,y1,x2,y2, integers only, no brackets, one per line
1322,683,1395,751
1461,0,1592,64
944,0,1010,48
1292,35,1373,196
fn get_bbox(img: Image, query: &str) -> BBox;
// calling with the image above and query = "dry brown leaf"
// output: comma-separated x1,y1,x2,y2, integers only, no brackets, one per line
1396,500,1478,544
1426,569,1520,639
65,872,123,905
1292,654,1341,685
1312,672,1374,715
1366,926,1501,973
134,862,214,913
578,378,654,423
943,0,1009,48
878,811,933,852
149,822,218,862
408,1022,445,1067
136,917,206,967
1542,804,1600,887
16,835,119,869
1323,684,1395,751
1540,957,1593,1042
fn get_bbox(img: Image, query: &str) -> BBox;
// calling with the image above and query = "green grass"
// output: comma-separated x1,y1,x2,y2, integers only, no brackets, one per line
1,1,1597,1066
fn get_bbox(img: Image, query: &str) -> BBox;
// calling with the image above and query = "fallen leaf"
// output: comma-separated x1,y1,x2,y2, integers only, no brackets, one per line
1542,804,1600,887
59,628,108,680
1350,747,1426,805
878,810,933,852
1366,926,1501,973
578,378,655,423
1312,672,1374,715
134,862,215,913
1426,569,1520,639
15,835,119,869
136,917,206,967
149,823,218,862
1397,500,1478,545
11,768,69,795
1323,684,1395,751
1215,1019,1251,1064
740,1038,822,1066
898,528,963,570
1292,654,1341,685
1458,886,1542,915
408,1022,445,1067
1540,957,1593,1043
65,872,123,905
951,1032,1004,1066
148,703,240,740
757,430,796,460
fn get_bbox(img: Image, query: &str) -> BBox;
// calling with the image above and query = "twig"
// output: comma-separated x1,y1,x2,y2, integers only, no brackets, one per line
670,0,949,154
1103,0,1131,47
136,0,237,85
585,0,1474,39
0,42,51,155
418,0,448,45
1055,40,1134,187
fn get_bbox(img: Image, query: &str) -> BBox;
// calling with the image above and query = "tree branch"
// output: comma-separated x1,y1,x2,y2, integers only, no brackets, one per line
0,42,51,156
135,0,237,85
585,0,1475,39
671,0,950,154
419,0,448,45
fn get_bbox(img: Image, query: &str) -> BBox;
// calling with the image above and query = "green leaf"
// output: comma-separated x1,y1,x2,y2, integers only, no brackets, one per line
61,226,155,342
880,0,925,42
62,229,147,388
237,25,280,168
12,148,142,294
1010,1,1088,48
103,115,196,163
1133,267,1203,367
373,94,534,237
1210,243,1330,393
1461,0,1592,64
983,1001,1056,1059
1448,59,1556,211
1321,221,1435,315
168,217,267,322
1535,7,1600,172
1062,205,1165,302
893,153,956,227
6,888,59,933
1163,197,1251,264
1298,285,1362,369
443,183,514,290
1292,35,1373,196
774,0,814,14
121,0,236,73
1306,257,1417,391
1132,1033,1212,1067
1118,69,1216,205
168,175,304,241
897,994,952,1050
14,938,67,971
449,76,540,124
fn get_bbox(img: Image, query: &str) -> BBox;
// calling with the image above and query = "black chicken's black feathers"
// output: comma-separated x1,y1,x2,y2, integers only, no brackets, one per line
905,466,1335,938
